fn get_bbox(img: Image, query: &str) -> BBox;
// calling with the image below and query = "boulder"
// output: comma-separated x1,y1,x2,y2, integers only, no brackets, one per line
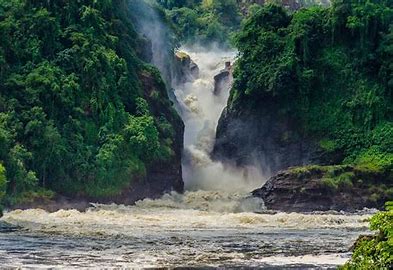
173,51,199,84
252,165,391,212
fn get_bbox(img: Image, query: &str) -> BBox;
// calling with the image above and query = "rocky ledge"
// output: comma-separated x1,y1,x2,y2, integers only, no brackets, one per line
252,165,392,212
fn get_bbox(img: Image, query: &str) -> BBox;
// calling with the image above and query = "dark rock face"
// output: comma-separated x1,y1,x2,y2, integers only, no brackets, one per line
173,51,199,84
213,102,320,176
214,61,232,95
252,166,388,212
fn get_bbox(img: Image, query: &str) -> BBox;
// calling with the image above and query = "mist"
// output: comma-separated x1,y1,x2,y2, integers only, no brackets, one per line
128,0,175,85
173,46,266,193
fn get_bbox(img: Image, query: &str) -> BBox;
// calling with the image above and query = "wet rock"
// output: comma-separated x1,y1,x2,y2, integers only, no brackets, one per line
173,51,199,84
214,61,232,95
9,195,91,212
213,102,321,175
137,69,185,198
252,165,390,212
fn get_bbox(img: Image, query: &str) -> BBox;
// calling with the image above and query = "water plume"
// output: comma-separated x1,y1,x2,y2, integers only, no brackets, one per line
128,0,175,84
173,45,266,193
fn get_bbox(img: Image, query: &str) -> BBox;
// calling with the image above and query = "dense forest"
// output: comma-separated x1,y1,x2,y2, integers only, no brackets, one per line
157,0,330,46
157,0,242,46
0,0,183,210
215,0,393,197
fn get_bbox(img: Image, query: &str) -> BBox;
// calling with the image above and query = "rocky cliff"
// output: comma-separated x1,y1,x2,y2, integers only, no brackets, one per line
213,100,321,176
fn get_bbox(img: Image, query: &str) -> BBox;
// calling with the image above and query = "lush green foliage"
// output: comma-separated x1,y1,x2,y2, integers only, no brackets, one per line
158,0,334,46
341,202,393,270
0,164,6,203
0,0,179,203
158,0,242,46
231,1,393,179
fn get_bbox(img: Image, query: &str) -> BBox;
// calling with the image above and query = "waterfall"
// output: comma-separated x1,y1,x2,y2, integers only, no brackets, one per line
173,47,265,192
128,0,265,193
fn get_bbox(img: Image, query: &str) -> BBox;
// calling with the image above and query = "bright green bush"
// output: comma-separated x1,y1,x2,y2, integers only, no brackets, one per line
355,147,393,175
0,164,6,202
341,202,393,270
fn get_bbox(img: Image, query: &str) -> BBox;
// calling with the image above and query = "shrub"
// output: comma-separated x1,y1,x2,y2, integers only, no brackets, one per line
0,164,6,203
341,202,393,270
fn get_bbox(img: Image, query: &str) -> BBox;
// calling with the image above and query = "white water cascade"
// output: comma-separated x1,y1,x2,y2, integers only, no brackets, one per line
173,47,265,193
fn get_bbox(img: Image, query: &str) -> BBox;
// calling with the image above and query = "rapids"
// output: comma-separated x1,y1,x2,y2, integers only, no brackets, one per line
0,48,374,269
0,194,373,269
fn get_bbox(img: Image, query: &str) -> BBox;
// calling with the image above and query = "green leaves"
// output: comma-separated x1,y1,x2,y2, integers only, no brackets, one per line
164,0,241,46
0,164,6,202
0,0,180,201
343,203,393,269
231,1,393,175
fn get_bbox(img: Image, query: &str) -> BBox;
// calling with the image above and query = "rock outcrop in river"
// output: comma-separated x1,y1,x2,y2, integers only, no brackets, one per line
252,165,391,212
173,51,200,84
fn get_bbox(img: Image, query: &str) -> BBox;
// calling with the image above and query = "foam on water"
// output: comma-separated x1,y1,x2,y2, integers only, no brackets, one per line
0,193,372,268
2,191,371,238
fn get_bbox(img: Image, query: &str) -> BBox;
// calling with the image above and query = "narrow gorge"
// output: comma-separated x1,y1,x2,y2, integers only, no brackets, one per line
0,0,391,269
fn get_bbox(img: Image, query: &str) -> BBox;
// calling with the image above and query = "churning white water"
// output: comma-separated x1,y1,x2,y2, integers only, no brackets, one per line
173,47,264,192
0,48,373,269
0,199,372,269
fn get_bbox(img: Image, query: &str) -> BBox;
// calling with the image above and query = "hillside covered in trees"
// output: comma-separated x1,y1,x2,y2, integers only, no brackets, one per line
214,0,393,207
0,0,184,210
158,0,330,46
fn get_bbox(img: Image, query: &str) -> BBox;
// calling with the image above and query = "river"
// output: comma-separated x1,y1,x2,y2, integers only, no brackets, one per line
0,191,372,269
0,48,373,269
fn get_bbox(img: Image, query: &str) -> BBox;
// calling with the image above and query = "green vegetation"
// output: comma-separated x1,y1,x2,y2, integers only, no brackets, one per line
0,164,6,214
341,202,393,270
230,0,393,182
158,0,327,46
158,0,242,46
0,0,180,206
289,164,392,202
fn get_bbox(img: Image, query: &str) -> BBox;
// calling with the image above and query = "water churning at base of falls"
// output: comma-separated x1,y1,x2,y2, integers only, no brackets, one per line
0,48,374,269
1,198,373,269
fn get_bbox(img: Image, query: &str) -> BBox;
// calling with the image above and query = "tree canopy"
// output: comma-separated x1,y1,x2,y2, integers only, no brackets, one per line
0,0,180,204
230,0,393,182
